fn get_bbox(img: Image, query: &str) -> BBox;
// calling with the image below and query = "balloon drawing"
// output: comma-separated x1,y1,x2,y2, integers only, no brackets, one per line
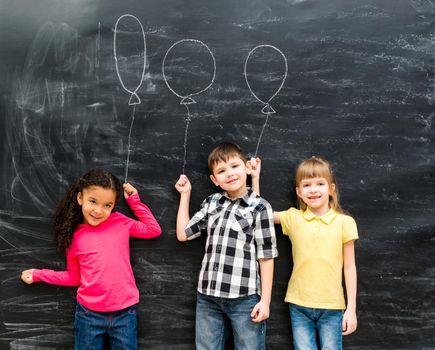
244,44,287,156
113,14,147,182
162,39,216,173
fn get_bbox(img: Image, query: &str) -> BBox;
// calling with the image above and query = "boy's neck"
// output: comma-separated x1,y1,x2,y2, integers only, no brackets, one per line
226,186,248,200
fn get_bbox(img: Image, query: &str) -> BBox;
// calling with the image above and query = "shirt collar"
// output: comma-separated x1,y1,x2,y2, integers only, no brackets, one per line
303,208,337,224
221,188,255,205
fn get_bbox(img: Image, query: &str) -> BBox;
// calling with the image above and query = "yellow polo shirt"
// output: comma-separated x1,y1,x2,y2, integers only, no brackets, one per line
279,208,358,310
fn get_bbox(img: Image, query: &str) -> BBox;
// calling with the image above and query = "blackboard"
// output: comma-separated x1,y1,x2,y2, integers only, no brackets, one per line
1,0,434,349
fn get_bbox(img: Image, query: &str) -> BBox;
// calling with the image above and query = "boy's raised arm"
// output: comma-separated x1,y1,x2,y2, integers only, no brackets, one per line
249,158,282,225
175,175,192,242
248,157,261,195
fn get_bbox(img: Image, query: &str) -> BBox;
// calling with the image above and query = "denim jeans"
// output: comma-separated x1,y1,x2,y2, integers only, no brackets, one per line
195,292,266,350
74,302,137,350
290,303,343,350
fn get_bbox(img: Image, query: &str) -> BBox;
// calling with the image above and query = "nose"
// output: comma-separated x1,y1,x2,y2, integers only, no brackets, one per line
93,206,103,215
308,185,317,193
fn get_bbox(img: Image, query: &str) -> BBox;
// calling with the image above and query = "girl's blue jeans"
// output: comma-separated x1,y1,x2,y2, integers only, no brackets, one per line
290,303,343,350
74,302,137,350
195,292,266,350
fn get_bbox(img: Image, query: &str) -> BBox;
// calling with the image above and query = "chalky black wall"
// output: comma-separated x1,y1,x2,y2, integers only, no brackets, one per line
0,0,434,348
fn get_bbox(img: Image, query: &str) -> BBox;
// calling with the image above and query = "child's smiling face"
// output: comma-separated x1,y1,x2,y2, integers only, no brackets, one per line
77,185,117,226
210,156,250,198
296,177,335,216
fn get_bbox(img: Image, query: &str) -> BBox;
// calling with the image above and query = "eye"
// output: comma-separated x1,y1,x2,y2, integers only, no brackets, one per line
89,199,96,204
104,204,112,209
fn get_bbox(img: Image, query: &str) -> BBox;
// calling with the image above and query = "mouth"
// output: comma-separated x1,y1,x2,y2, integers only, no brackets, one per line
226,178,238,184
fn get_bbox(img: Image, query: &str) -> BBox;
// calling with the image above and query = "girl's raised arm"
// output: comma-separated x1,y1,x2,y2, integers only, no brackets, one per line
273,212,281,224
124,183,162,239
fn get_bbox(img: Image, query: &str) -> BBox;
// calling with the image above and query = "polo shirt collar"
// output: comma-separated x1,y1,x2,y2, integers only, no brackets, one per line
303,208,337,224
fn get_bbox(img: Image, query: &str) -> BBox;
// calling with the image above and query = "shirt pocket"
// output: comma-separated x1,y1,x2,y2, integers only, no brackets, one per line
231,210,255,241
207,207,224,232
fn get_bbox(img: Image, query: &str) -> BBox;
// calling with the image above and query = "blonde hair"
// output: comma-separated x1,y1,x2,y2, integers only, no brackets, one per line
208,142,247,174
295,156,343,213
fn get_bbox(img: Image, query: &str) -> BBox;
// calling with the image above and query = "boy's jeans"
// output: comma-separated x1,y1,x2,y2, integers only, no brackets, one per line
289,303,343,350
74,302,137,350
196,292,266,350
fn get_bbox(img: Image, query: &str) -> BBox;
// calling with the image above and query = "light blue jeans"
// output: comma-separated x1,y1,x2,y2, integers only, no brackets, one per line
290,303,343,350
196,292,266,350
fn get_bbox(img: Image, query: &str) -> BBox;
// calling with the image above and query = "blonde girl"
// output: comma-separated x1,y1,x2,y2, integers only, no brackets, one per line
253,156,358,350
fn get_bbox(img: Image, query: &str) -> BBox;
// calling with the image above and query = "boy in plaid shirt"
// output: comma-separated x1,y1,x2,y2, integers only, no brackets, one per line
175,142,278,350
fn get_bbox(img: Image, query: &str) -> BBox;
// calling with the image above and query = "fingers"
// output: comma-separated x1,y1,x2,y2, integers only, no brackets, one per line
180,174,190,184
123,183,138,197
250,157,261,166
175,175,191,192
247,157,255,169
342,324,357,335
248,157,262,176
21,269,34,284
342,316,357,335
250,303,260,319
176,174,189,185
250,157,260,167
251,302,269,323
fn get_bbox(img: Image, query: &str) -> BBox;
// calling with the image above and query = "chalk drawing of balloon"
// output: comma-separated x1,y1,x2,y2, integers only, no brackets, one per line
244,44,287,156
113,14,147,182
114,14,146,105
162,39,216,173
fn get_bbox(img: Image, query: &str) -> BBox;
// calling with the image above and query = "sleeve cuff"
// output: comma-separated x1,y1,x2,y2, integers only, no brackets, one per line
126,193,141,205
32,269,41,282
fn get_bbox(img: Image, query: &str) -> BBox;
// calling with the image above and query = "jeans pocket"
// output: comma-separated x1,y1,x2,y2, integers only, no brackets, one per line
127,305,137,315
75,302,90,316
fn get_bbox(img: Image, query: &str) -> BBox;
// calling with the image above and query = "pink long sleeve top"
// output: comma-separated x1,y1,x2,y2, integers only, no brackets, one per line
32,193,161,312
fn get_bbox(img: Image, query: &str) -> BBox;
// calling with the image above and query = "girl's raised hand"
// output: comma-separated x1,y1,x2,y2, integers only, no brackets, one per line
248,157,262,179
123,183,138,199
21,269,34,284
175,175,192,194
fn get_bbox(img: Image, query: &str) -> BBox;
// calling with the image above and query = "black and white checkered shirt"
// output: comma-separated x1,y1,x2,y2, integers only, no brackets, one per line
185,189,278,298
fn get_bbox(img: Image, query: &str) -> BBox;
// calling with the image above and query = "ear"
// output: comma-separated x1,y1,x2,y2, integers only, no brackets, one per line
77,192,83,205
245,160,252,175
210,174,219,187
329,183,336,195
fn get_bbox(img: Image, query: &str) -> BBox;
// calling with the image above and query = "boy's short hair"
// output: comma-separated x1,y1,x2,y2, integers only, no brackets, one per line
208,142,247,173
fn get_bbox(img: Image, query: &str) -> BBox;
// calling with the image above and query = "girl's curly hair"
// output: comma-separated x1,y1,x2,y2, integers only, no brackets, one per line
53,168,122,255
